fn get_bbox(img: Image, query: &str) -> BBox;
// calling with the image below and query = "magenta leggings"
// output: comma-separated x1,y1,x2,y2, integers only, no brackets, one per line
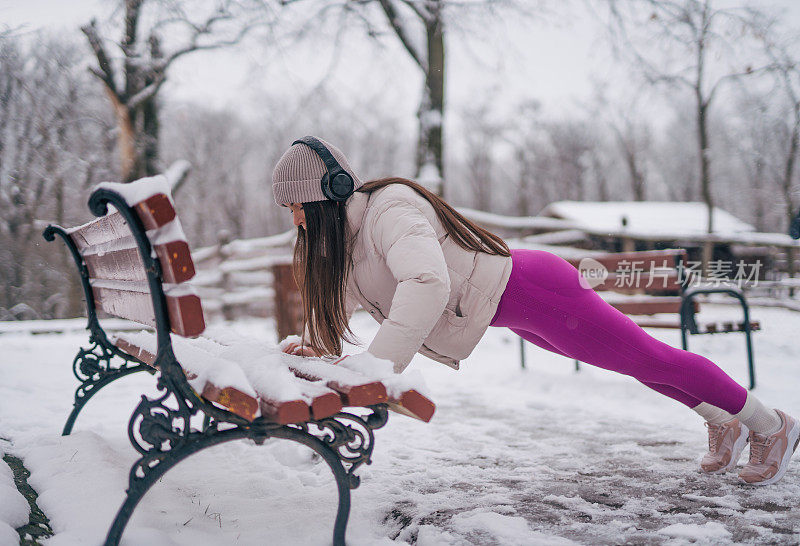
489,249,748,414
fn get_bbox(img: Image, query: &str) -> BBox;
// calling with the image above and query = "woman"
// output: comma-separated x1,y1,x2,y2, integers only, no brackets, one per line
274,136,799,486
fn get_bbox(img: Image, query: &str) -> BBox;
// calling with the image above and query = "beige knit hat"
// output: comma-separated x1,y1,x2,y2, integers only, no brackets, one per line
272,137,363,206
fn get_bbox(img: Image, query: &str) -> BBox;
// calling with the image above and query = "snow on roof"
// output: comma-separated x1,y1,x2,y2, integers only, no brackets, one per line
540,201,756,236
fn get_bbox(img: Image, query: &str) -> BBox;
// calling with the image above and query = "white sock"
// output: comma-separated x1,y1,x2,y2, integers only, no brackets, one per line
692,402,735,425
734,392,782,435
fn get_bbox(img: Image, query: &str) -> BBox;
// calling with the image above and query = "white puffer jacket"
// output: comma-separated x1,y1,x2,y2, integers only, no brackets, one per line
343,184,513,372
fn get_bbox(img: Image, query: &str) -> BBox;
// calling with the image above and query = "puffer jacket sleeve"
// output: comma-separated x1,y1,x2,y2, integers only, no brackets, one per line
366,199,450,372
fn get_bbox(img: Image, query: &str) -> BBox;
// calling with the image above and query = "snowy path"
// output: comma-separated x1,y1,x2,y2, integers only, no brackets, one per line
1,305,799,545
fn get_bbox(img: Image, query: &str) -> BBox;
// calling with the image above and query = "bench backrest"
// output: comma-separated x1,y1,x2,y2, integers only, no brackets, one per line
566,249,689,294
54,178,205,338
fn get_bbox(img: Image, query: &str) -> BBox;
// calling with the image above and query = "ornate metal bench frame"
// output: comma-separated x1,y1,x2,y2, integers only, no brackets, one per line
44,186,388,546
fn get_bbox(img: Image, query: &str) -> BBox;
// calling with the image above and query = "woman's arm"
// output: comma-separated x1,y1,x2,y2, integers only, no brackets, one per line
366,199,450,372
282,289,360,357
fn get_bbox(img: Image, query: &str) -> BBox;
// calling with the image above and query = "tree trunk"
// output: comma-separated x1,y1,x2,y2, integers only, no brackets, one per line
783,112,799,234
782,111,799,281
594,154,610,201
104,86,137,181
752,157,766,232
140,95,160,179
698,96,714,277
698,98,713,235
516,148,531,216
625,147,645,201
417,15,445,196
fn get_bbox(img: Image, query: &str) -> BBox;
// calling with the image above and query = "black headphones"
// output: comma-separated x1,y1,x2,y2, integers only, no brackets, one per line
292,136,355,202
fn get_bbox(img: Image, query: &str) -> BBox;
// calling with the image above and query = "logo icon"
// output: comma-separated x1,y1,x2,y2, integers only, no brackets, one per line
578,258,608,289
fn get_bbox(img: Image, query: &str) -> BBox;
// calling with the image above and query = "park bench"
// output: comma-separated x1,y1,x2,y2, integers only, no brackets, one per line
561,249,760,388
43,175,435,546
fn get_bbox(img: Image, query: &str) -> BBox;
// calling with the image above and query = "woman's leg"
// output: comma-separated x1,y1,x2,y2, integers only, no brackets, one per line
490,249,798,484
509,326,703,408
490,249,749,414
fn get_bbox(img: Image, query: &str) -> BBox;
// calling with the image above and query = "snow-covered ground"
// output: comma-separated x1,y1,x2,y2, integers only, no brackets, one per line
1,305,799,545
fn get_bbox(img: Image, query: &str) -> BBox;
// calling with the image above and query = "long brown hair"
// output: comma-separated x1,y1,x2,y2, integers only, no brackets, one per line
360,178,511,257
295,177,510,357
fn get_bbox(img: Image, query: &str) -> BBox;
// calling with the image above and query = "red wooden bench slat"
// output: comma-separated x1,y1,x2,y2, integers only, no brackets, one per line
289,366,389,407
610,299,681,315
331,381,388,407
293,377,344,419
607,298,699,316
200,383,259,422
156,241,195,284
308,391,342,419
310,392,343,419
283,359,433,421
631,319,682,329
84,240,195,284
567,249,686,272
112,337,259,421
259,399,311,424
133,194,176,230
92,286,205,337
69,194,176,251
387,390,436,423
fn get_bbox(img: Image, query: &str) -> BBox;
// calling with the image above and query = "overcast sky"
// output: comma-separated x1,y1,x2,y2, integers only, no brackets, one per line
2,0,799,137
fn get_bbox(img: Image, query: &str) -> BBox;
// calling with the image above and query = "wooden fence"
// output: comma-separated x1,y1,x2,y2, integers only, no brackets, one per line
192,230,295,321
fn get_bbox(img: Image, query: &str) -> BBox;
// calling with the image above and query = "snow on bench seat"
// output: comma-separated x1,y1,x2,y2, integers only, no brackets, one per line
197,329,435,422
112,331,259,421
112,331,334,424
112,330,436,425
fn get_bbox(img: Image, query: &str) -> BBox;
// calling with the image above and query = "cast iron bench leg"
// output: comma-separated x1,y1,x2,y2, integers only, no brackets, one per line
104,425,353,546
102,396,389,546
63,343,151,436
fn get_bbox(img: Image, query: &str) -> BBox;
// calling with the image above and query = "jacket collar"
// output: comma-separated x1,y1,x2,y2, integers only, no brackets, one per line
345,190,370,239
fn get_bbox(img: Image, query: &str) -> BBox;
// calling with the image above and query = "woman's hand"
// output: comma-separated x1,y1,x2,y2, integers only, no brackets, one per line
282,342,320,357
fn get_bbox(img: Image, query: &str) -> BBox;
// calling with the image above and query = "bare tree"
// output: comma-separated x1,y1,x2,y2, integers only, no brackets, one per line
161,85,414,246
722,91,783,232
650,97,700,202
507,100,545,216
0,34,117,318
275,0,527,196
588,86,652,201
761,35,800,237
161,107,253,244
741,27,800,277
545,119,595,202
606,0,776,238
81,0,268,182
460,99,505,211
